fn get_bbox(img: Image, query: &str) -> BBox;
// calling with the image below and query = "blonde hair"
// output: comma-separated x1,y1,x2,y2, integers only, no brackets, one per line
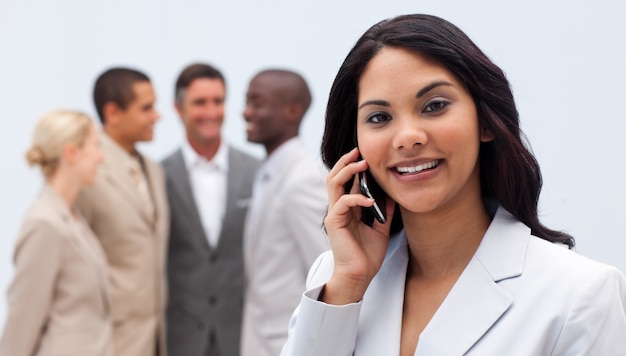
25,110,94,177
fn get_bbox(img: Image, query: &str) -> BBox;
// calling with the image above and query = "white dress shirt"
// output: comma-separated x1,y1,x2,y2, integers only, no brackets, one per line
181,139,228,249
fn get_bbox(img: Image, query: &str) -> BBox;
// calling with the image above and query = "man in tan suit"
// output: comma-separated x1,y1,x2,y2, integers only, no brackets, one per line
77,68,169,356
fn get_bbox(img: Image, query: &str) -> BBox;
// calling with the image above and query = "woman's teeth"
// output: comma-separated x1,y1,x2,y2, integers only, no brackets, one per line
396,160,439,174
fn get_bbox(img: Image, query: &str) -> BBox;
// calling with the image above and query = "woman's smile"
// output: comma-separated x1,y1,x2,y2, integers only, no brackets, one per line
394,159,440,175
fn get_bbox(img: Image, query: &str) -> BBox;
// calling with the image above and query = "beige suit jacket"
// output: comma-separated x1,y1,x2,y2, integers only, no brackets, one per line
77,134,169,356
0,185,113,356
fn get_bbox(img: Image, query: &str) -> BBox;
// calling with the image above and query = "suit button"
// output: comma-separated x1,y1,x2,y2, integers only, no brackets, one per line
209,296,217,305
197,322,205,330
210,254,217,262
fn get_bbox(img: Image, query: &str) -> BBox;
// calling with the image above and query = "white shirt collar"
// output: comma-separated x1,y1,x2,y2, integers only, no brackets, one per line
181,138,229,172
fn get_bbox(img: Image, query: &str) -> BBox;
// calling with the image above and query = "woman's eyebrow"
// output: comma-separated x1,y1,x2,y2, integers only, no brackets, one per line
416,81,453,98
358,81,454,110
358,99,389,110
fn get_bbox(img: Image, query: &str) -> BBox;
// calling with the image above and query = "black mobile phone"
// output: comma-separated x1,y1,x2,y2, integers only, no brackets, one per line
358,170,387,227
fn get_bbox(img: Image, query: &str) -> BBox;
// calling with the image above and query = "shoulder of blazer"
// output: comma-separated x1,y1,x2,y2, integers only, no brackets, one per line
17,190,72,252
161,148,183,170
141,152,165,181
228,146,261,166
99,134,131,175
227,146,261,183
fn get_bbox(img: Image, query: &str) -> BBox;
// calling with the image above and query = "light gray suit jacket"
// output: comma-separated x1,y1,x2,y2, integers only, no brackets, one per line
163,146,259,356
241,139,329,356
281,206,626,355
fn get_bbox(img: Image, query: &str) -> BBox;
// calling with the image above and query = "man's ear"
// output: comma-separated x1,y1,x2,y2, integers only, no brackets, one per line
174,101,184,120
284,103,303,124
103,102,121,126
480,126,495,142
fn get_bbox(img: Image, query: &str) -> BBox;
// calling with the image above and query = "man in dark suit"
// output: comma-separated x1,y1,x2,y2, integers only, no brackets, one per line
162,63,260,356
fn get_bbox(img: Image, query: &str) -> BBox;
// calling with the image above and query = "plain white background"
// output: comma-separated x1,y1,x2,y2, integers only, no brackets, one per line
1,0,625,331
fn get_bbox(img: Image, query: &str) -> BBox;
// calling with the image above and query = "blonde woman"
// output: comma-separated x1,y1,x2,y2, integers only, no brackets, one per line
0,110,112,356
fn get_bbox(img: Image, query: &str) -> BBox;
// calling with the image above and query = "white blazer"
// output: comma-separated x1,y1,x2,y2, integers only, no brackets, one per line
241,139,329,356
281,206,626,355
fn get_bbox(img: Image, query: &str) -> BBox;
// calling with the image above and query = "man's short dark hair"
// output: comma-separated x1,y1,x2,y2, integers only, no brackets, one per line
93,67,151,123
175,63,225,105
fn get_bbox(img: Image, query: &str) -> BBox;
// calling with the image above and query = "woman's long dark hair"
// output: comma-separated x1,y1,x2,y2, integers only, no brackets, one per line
321,14,574,248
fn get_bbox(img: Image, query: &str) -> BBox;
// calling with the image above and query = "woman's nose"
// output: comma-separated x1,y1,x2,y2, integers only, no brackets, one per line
391,115,428,150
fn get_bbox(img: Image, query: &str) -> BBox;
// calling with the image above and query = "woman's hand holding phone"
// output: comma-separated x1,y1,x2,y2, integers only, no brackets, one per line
322,147,395,305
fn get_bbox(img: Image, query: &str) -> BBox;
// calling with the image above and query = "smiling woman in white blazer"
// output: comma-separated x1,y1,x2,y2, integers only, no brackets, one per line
0,110,112,356
280,14,626,356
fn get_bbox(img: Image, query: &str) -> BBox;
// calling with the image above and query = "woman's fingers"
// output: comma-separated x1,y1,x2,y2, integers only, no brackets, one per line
326,148,368,205
325,191,373,227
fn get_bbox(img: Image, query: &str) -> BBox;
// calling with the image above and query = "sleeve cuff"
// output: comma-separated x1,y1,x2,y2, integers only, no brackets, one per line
290,285,362,355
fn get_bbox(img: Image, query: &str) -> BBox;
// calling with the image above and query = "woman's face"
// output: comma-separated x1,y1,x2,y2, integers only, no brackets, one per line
356,47,492,215
75,124,104,186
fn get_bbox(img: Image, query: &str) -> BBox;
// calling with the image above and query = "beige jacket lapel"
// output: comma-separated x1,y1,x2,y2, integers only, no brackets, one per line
101,135,154,224
40,185,111,314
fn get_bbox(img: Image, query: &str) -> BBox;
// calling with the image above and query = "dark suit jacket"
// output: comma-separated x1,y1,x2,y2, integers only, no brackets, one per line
162,146,259,356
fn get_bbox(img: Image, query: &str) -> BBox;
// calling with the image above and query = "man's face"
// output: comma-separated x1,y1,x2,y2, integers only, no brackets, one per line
117,81,160,143
176,78,225,146
243,74,289,148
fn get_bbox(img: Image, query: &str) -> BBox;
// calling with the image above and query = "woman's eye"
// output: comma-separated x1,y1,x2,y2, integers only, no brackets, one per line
366,112,391,123
423,100,449,113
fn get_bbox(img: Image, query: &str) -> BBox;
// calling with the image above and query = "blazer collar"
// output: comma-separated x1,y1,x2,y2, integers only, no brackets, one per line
416,206,530,355
100,134,155,223
355,206,531,355
167,148,209,247
169,146,251,251
39,185,111,311
355,232,409,355
39,184,74,221
248,140,309,223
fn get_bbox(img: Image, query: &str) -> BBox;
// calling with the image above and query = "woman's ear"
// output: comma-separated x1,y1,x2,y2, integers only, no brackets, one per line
61,142,79,164
480,126,495,142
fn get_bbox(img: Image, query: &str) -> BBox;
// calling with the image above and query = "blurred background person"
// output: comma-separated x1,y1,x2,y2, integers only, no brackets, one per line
0,110,111,356
163,63,259,356
77,68,169,356
241,69,329,356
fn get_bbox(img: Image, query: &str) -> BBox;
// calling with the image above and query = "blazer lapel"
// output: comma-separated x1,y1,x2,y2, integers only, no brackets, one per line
40,186,111,314
100,135,152,223
72,218,112,315
356,233,409,355
167,149,210,249
415,206,530,355
245,143,307,254
143,157,163,223
220,148,251,247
